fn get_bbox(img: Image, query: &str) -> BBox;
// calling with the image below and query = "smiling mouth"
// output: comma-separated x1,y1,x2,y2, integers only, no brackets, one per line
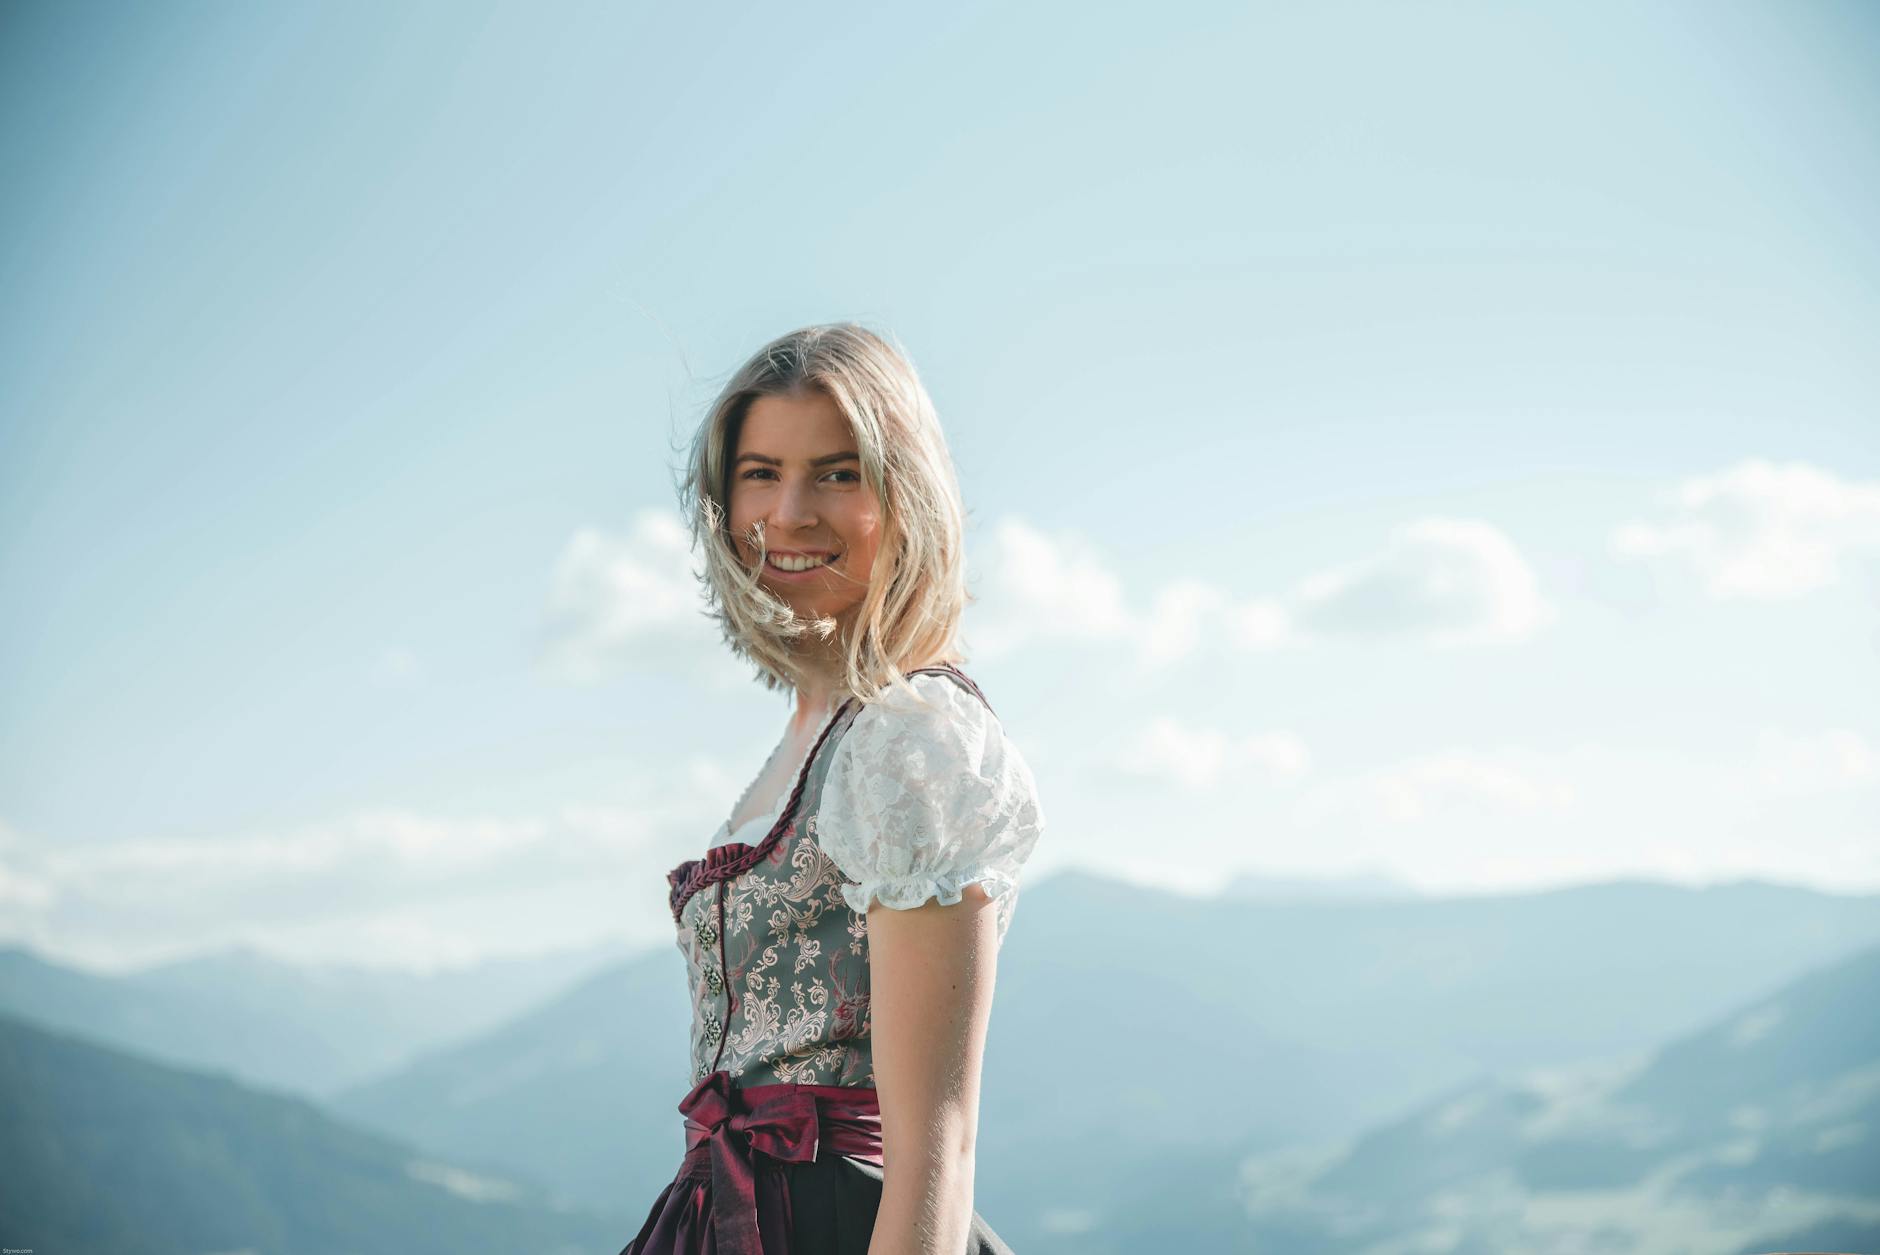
764,552,838,573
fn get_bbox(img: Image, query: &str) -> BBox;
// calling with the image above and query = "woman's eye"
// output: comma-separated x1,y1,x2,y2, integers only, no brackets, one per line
739,468,858,484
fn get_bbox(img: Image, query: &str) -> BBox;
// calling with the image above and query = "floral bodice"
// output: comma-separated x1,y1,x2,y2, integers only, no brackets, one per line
664,664,1044,1092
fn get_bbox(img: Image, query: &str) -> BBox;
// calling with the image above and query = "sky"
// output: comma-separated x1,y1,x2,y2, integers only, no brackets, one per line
1,0,1875,974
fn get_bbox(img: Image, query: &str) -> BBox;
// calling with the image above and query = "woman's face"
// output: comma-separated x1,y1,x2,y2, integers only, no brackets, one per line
728,389,882,628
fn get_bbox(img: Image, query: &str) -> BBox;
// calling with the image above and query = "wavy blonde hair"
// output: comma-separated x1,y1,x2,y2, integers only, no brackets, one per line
677,323,970,709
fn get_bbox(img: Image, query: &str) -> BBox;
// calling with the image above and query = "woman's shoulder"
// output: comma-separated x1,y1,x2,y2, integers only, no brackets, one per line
815,665,1045,915
837,667,1003,763
829,665,1039,814
864,664,989,716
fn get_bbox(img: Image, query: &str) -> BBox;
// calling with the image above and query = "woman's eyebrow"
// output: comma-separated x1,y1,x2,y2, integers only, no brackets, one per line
734,451,860,467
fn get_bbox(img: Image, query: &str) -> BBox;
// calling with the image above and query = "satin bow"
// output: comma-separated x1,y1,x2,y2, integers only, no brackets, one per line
679,1069,823,1254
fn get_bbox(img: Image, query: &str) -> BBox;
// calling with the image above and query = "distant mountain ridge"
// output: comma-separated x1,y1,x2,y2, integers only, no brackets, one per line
0,934,633,1100
1155,939,1880,1255
326,953,693,1212
319,871,1880,1234
6,871,1879,1247
1220,867,1422,900
0,1009,625,1254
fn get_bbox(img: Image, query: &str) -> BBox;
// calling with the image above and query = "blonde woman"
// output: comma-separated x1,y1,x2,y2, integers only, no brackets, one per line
617,323,1043,1255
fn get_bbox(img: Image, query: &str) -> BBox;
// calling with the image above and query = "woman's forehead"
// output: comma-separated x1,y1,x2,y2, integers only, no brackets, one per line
739,390,856,454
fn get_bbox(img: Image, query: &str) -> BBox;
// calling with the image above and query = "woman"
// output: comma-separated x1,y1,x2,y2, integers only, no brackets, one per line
618,323,1044,1255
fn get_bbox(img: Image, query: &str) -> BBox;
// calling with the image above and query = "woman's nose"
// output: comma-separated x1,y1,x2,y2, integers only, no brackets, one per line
770,480,819,529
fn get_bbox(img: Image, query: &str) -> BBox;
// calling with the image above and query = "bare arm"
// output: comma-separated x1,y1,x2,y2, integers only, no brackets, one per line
864,881,1001,1255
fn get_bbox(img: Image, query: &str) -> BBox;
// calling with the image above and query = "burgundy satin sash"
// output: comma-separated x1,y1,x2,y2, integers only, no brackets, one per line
676,1069,885,1255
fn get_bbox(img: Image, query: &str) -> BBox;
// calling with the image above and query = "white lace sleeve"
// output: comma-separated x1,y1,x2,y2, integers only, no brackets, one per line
815,672,1045,946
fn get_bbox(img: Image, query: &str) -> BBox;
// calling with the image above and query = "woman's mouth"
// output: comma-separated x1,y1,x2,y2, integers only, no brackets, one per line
763,551,838,580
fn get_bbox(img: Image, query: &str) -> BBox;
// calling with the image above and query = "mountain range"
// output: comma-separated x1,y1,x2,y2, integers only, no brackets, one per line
3,870,1877,1253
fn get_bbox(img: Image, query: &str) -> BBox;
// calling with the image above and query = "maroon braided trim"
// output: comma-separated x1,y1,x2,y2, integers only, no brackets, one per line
664,663,992,922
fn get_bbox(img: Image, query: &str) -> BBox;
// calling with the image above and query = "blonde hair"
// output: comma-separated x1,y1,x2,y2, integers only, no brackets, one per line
676,323,970,708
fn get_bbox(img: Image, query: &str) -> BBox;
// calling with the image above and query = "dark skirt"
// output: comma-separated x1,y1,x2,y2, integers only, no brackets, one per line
618,1152,1016,1255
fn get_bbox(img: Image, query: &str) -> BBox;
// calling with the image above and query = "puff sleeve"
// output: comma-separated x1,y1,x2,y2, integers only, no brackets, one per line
814,672,1045,947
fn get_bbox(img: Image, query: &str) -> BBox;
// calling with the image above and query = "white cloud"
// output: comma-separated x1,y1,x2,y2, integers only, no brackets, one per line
967,514,1553,666
1610,459,1880,599
557,510,1551,680
1140,579,1232,667
1753,727,1877,795
0,820,56,911
1113,716,1312,790
966,518,1138,657
1227,600,1292,650
1294,749,1578,828
536,510,734,686
0,755,746,970
1285,517,1555,647
1265,727,1878,895
42,807,634,905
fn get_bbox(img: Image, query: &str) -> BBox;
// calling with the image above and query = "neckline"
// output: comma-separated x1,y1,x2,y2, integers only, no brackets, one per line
666,662,980,922
668,694,857,920
717,809,777,848
716,691,841,841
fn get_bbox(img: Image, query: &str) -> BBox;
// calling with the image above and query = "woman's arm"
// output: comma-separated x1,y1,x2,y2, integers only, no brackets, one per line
865,880,1002,1255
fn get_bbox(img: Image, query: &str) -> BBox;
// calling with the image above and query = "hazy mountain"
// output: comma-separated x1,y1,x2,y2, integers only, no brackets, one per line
0,1009,626,1255
971,871,1880,1246
986,870,1880,1147
326,951,692,1215
1171,939,1880,1255
1220,868,1422,901
0,935,632,1099
325,869,1880,1235
7,870,1878,1251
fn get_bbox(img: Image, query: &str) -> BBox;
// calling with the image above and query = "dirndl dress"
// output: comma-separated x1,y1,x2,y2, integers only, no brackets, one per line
615,663,1041,1255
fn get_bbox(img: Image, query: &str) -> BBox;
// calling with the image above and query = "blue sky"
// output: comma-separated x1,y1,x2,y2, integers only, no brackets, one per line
2,1,1875,973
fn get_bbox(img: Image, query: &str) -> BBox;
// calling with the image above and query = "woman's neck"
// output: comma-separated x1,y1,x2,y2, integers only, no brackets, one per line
785,624,855,735
788,666,845,738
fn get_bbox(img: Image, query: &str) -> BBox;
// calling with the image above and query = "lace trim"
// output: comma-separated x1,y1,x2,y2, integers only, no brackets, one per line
837,865,1021,916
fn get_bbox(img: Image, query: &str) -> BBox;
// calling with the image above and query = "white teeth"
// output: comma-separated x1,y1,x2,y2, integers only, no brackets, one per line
769,553,833,572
